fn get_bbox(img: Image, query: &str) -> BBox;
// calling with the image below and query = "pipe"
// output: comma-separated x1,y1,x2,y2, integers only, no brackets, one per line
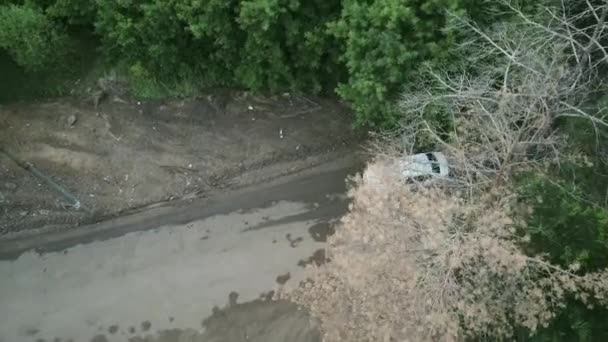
0,147,91,213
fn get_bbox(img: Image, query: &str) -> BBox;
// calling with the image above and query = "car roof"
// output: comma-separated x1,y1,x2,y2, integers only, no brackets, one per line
399,152,449,178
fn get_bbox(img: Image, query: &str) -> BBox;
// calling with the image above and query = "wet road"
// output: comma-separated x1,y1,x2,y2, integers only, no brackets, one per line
0,160,358,342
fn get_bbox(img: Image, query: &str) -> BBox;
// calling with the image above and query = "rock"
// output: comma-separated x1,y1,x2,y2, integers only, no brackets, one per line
38,209,50,216
67,114,77,127
93,90,107,108
4,182,16,190
19,211,28,217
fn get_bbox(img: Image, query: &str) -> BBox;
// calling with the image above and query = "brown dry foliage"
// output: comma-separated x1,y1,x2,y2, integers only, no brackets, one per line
288,162,608,341
286,1,608,341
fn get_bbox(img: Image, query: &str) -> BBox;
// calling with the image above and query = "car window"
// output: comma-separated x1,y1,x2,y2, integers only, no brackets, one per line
426,153,441,174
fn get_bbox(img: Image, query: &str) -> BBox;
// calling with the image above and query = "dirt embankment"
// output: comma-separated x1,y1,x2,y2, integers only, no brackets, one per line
0,92,359,238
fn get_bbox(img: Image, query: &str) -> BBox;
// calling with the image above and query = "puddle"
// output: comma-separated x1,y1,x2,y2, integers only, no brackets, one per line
127,300,320,342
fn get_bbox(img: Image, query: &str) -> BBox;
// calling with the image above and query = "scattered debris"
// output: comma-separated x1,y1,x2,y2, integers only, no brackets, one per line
92,90,107,108
279,128,284,139
0,94,357,237
112,96,128,104
67,114,78,127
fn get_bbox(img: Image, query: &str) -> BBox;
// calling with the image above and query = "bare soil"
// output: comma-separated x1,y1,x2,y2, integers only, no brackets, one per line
0,92,359,239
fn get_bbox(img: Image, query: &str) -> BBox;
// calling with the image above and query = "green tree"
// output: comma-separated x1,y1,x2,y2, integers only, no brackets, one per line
0,3,68,72
329,0,468,128
236,0,341,92
517,169,608,342
94,0,193,79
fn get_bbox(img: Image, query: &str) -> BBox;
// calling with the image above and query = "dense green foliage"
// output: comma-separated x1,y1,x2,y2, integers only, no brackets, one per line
0,0,495,125
0,3,67,71
517,168,608,341
329,0,465,127
236,0,342,92
520,179,608,342
516,112,608,341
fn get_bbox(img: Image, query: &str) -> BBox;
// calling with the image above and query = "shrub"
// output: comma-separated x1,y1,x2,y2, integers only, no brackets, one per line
45,0,96,25
174,0,242,85
94,0,343,93
94,0,195,80
126,61,199,98
328,0,471,128
236,0,341,92
0,4,68,72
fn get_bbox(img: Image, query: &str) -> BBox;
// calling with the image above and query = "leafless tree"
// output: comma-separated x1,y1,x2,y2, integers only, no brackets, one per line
399,0,608,192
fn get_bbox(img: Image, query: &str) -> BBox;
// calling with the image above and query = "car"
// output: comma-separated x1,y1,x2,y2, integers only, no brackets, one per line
399,152,450,182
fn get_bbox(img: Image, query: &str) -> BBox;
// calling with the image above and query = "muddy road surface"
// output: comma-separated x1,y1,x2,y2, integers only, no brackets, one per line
0,159,360,342
0,93,360,238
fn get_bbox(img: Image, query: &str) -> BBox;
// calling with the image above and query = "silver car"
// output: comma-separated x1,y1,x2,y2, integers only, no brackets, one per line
399,152,450,182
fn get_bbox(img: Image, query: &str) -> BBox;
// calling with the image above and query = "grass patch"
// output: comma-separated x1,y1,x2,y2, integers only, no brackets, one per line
125,61,203,99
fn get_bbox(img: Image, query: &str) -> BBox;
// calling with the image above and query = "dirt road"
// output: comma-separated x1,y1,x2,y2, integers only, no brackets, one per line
0,158,359,342
0,93,359,238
